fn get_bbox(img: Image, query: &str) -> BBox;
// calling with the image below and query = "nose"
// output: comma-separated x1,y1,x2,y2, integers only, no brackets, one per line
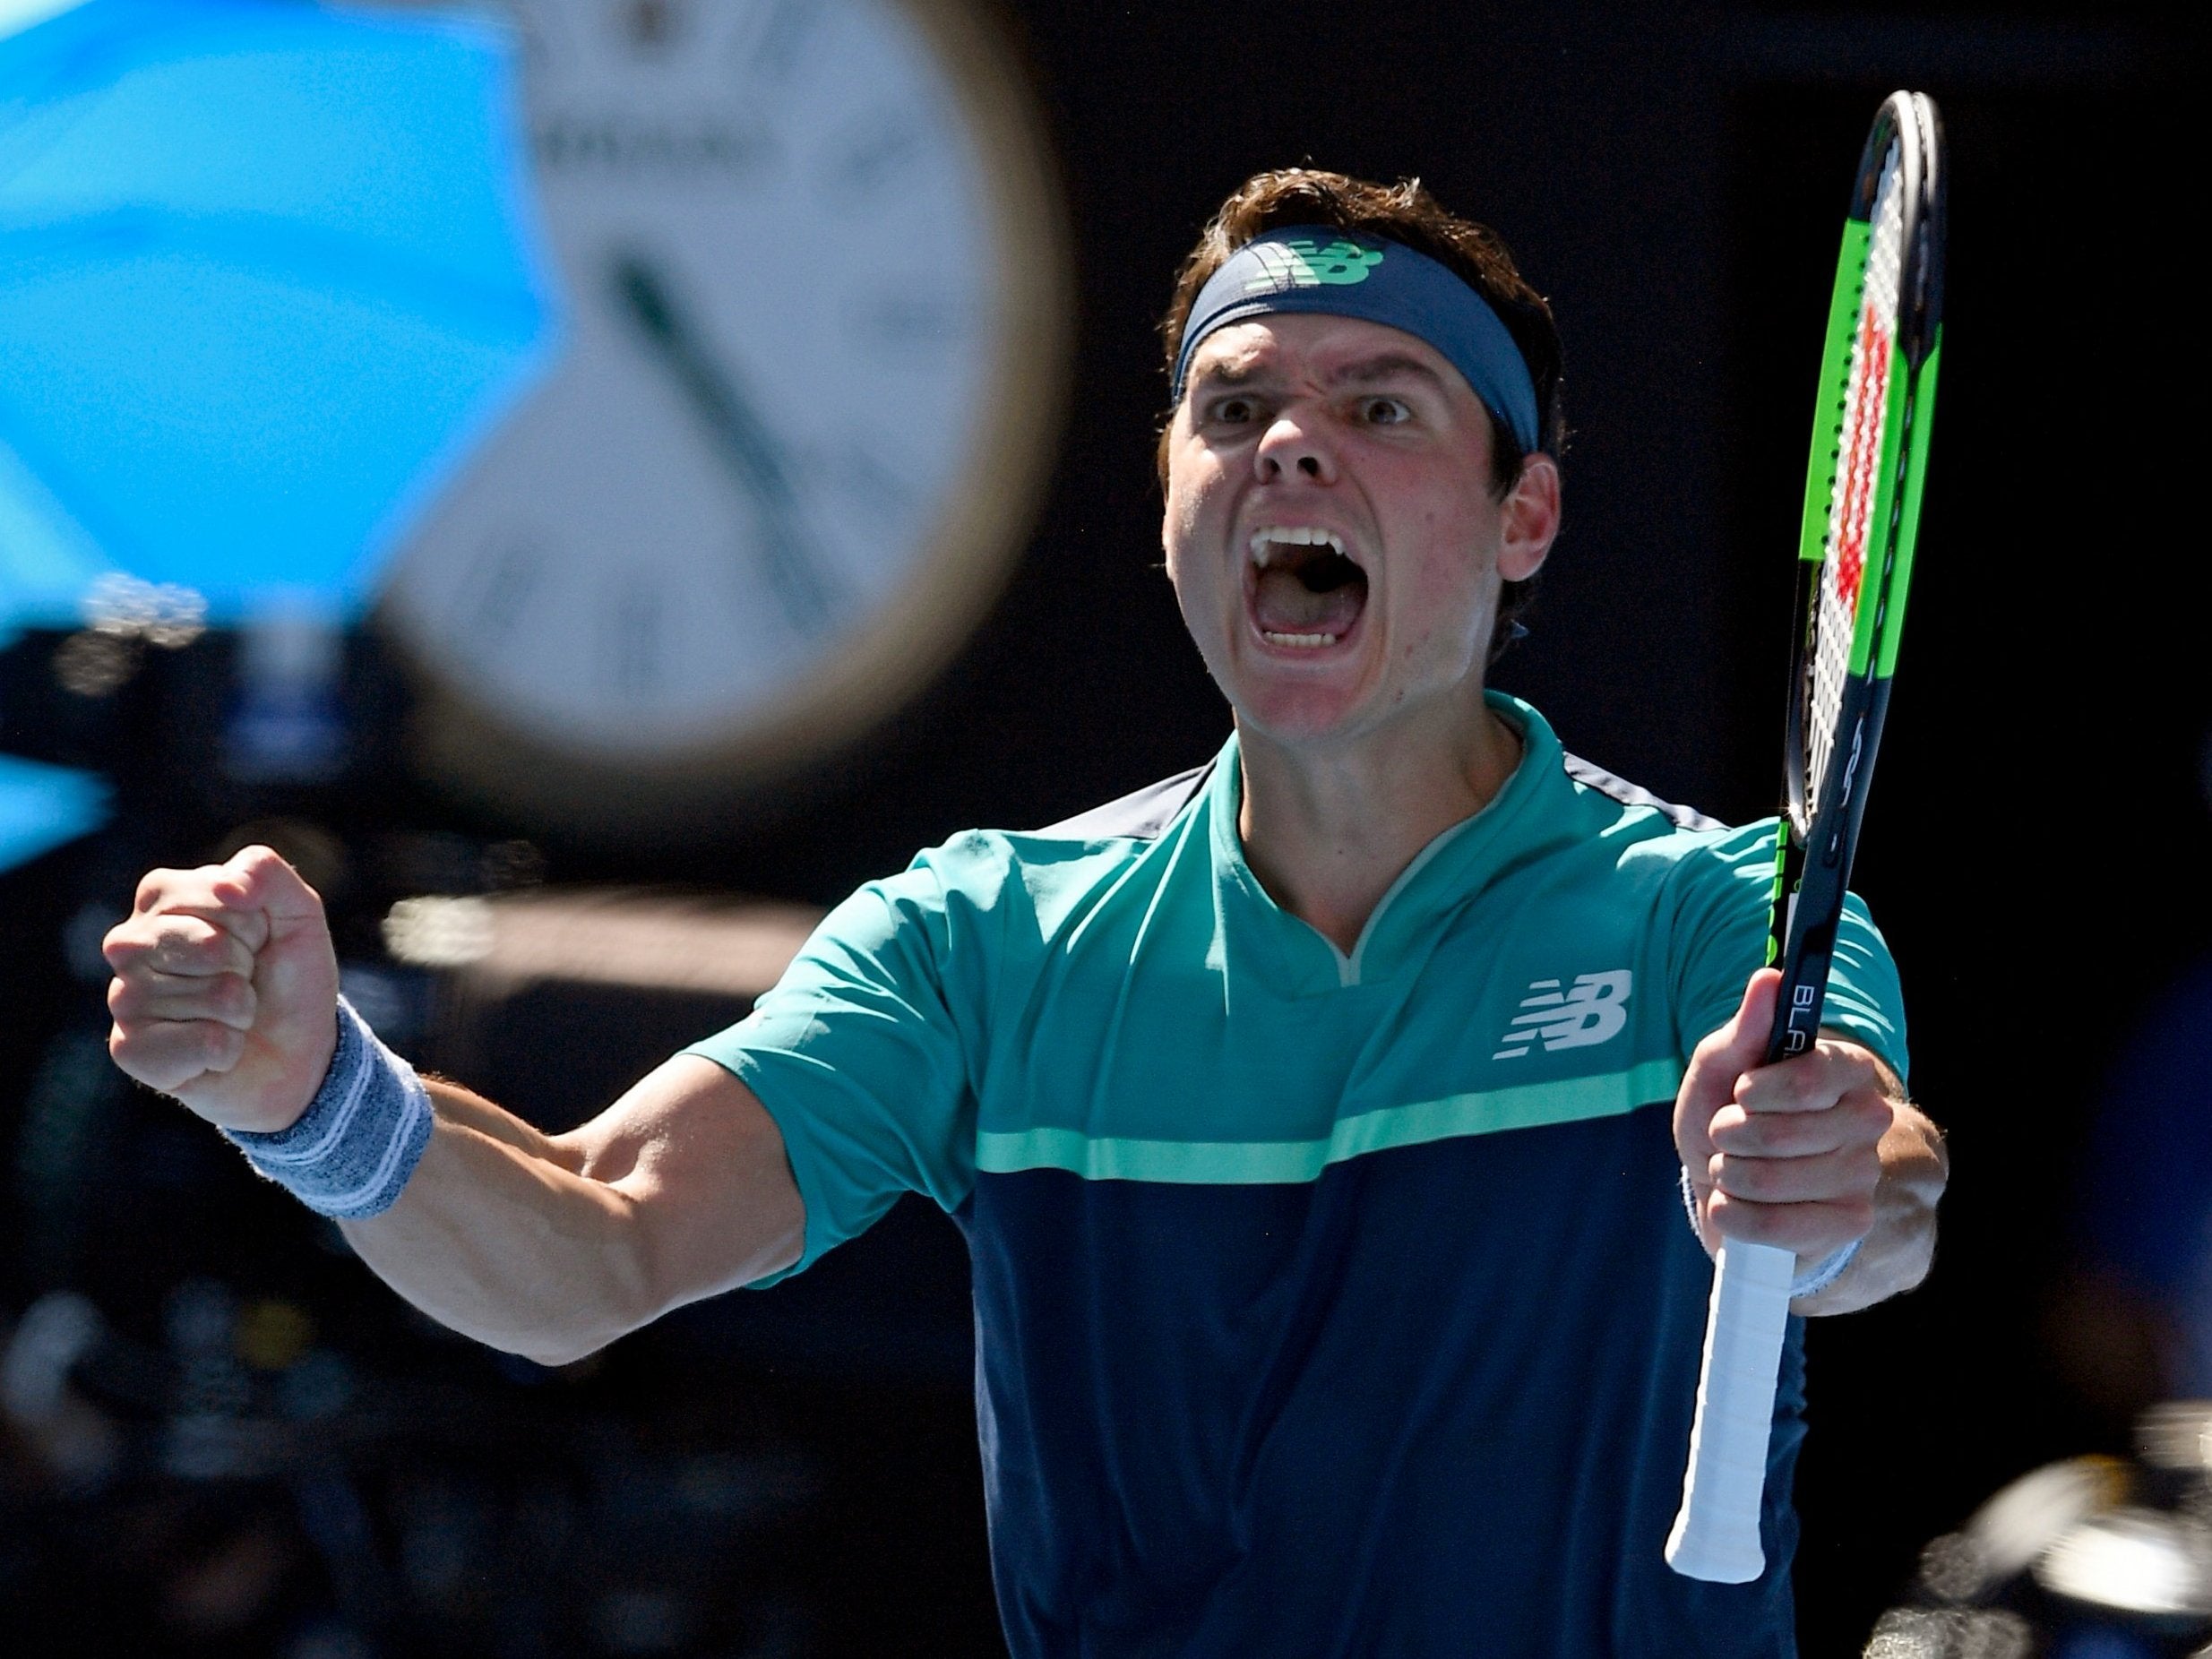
1253,410,1335,484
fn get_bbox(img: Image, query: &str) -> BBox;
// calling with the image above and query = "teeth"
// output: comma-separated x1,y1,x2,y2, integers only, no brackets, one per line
1261,631,1338,648
1248,526,1347,566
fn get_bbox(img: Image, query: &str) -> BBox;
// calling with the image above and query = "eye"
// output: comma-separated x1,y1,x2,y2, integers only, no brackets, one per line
1208,394,1258,425
1358,395,1412,425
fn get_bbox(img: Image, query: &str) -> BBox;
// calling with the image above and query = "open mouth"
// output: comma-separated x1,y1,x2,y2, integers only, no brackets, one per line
1247,527,1367,649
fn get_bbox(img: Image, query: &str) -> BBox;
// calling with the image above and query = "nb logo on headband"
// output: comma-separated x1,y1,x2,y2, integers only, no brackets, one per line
1242,237,1384,295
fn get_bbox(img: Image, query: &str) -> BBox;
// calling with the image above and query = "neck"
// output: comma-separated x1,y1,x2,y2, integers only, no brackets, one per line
1235,691,1523,955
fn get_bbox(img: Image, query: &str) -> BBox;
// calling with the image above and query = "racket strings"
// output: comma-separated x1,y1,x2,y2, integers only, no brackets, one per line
1806,143,1906,816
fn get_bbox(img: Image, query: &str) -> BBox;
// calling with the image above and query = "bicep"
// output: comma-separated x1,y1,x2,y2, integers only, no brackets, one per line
553,1054,806,1309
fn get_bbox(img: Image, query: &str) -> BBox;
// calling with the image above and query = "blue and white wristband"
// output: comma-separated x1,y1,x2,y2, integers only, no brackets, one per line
1676,1165,1861,1298
225,997,434,1220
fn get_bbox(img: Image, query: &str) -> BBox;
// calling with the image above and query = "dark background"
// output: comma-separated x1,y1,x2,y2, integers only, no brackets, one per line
3,3,2206,1655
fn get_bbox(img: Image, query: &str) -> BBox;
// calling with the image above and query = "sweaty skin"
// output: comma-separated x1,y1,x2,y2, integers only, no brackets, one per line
103,314,1941,1359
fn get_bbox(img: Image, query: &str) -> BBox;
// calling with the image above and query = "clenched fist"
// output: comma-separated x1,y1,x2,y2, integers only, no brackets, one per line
1673,967,1900,1263
104,846,340,1133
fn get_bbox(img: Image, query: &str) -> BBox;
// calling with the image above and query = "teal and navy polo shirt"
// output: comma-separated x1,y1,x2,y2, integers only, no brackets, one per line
689,693,1906,1658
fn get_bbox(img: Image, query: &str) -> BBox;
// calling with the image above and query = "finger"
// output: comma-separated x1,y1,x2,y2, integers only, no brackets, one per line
105,914,256,980
1735,1042,1887,1114
1708,1091,1894,1157
1710,1142,1882,1207
132,864,205,916
217,846,325,938
1705,1190,1874,1259
133,863,248,919
108,967,257,1031
130,864,272,954
109,1018,248,1095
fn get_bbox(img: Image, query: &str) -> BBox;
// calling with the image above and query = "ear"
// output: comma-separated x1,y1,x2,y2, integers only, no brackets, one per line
1497,453,1562,583
1159,482,1184,585
1158,409,1202,586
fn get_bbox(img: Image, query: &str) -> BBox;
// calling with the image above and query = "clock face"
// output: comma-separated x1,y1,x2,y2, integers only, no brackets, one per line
378,0,1067,828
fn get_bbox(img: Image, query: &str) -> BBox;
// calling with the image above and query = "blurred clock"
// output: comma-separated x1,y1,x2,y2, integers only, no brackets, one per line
375,0,1069,835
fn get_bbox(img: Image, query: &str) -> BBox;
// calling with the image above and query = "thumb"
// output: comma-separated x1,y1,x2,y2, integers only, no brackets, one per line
1704,967,1782,1082
1674,968,1783,1195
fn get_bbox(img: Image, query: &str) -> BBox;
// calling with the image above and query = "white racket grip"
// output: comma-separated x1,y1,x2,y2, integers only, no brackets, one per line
1665,1237,1796,1582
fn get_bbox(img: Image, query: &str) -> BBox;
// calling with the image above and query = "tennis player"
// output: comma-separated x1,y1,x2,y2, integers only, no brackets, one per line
105,169,1947,1655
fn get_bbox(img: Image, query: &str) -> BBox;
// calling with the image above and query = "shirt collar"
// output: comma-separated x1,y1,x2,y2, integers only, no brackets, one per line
1204,692,1573,991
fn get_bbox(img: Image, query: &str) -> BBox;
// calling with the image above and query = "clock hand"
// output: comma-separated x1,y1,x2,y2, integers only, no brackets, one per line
610,253,844,636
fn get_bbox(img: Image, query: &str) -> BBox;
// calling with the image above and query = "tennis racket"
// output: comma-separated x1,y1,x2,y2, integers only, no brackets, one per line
1665,89,1945,1585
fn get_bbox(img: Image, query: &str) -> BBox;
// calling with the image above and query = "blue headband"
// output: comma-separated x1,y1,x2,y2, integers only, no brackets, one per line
1171,226,1543,454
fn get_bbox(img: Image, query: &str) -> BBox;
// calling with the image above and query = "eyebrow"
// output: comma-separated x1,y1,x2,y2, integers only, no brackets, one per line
1329,352,1450,392
1187,357,1265,391
1185,349,1450,396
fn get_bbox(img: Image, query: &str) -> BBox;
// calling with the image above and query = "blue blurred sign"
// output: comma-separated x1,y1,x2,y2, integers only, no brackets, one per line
0,751,106,872
0,0,558,636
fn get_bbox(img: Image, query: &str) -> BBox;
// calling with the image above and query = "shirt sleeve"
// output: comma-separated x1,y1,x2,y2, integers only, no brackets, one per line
684,851,982,1285
1665,820,1910,1083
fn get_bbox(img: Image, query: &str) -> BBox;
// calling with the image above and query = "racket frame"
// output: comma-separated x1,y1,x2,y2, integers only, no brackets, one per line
1665,89,1943,1586
1769,89,1943,1064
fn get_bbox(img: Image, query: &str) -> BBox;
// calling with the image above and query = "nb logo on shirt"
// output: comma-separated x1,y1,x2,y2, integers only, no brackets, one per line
1493,971,1633,1060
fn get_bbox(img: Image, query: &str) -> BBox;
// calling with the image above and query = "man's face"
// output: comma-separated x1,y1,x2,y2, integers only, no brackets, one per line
1162,312,1557,749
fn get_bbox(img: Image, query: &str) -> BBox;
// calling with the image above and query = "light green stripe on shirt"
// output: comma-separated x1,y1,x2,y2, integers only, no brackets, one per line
976,1057,1686,1185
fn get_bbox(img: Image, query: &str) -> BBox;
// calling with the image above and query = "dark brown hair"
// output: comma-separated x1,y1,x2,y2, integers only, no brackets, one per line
1158,168,1565,655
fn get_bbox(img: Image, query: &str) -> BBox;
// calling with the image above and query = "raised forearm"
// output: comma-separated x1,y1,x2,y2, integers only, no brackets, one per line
339,1079,658,1365
105,848,805,1366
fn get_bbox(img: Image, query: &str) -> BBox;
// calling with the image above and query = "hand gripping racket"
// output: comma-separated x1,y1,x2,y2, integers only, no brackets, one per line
1665,90,1945,1584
